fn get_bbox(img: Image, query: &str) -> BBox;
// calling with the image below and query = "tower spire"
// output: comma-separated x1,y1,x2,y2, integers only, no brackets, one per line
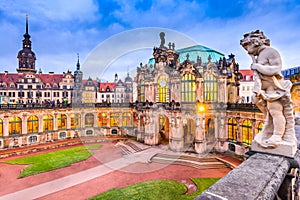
25,13,29,34
76,53,80,70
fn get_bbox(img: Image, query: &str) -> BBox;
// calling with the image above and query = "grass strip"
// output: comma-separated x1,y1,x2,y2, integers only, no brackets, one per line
4,144,101,178
89,178,219,200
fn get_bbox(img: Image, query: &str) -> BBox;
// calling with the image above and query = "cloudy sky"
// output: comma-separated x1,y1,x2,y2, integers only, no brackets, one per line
0,0,299,80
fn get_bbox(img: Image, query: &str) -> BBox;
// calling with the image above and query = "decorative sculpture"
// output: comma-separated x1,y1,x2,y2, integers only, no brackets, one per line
240,30,297,154
159,32,165,49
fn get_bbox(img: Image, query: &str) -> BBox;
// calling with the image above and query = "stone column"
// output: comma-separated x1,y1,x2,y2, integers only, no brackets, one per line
3,116,9,137
195,115,206,154
22,114,28,135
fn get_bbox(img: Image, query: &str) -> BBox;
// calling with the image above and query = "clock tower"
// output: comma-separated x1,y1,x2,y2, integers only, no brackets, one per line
17,14,37,73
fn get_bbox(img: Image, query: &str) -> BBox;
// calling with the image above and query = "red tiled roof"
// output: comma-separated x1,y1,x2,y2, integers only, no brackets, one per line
99,82,116,92
239,69,254,81
0,72,64,87
36,74,63,86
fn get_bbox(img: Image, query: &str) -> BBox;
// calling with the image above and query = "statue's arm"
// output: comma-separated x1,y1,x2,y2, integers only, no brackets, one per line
252,49,282,76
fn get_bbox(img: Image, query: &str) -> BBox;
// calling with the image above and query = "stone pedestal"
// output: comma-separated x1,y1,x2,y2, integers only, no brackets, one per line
251,140,297,158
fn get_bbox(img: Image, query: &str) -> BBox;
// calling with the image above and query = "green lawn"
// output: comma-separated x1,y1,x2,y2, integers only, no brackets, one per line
4,144,101,178
89,178,219,200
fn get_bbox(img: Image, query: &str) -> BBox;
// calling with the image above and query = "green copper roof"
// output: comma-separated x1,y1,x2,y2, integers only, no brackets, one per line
177,45,224,63
147,45,224,66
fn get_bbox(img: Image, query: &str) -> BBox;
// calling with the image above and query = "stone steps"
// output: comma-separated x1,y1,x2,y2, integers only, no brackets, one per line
150,153,227,169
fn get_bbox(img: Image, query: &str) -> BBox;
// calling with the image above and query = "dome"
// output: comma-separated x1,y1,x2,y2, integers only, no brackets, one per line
176,45,224,63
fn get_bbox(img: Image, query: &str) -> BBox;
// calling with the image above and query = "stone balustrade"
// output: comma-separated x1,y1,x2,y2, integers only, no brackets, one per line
196,151,300,200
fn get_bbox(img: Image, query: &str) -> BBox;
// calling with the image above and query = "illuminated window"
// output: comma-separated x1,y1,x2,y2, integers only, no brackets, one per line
85,113,94,127
0,119,3,137
71,114,81,129
98,113,108,127
110,113,119,127
43,115,53,132
228,118,237,140
9,117,22,135
122,113,131,127
27,116,39,133
181,74,196,102
159,115,165,131
242,119,252,144
204,74,217,102
157,76,169,102
57,114,67,130
138,79,145,102
257,122,263,137
133,112,138,127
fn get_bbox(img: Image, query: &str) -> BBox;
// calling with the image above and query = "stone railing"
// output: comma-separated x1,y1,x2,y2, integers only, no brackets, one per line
196,151,300,200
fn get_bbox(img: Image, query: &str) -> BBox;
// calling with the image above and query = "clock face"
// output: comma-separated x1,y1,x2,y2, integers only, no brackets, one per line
160,79,166,87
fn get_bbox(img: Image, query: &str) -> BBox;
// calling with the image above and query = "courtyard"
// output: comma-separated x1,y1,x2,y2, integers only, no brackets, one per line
0,140,242,199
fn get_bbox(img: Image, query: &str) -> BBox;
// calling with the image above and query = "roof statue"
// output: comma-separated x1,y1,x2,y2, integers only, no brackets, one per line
159,32,165,49
240,30,297,157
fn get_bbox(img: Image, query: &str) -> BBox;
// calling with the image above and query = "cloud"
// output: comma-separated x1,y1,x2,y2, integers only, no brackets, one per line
0,0,300,75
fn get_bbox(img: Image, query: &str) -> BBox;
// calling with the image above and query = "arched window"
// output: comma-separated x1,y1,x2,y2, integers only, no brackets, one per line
242,119,252,144
43,115,53,132
181,73,196,102
122,113,131,127
57,114,67,130
228,118,237,140
98,113,108,127
9,117,22,135
85,113,94,127
204,74,217,102
27,116,39,133
138,79,145,102
0,119,3,137
110,113,119,127
71,114,81,129
157,76,169,102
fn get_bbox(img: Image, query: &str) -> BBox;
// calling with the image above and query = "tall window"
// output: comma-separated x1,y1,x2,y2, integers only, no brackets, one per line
122,113,131,127
157,76,169,102
57,114,67,130
98,113,108,127
85,113,94,127
27,116,39,133
138,79,145,102
0,119,3,137
110,113,119,127
43,115,53,132
242,119,252,144
71,114,81,129
204,74,217,102
9,117,22,135
257,122,263,133
181,74,196,102
228,118,237,140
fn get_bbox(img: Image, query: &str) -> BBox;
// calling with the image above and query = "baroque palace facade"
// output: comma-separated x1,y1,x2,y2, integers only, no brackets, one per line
0,17,274,156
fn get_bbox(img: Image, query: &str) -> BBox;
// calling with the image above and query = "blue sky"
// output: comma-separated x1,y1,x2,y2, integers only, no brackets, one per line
0,0,300,80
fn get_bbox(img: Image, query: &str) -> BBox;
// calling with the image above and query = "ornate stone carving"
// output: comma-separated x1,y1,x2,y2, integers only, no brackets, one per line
240,30,297,155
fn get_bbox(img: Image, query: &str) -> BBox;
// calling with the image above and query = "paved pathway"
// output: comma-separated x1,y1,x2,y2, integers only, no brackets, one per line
0,147,163,200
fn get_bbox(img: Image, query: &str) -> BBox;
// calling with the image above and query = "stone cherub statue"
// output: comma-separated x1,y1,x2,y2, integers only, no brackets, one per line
240,30,297,150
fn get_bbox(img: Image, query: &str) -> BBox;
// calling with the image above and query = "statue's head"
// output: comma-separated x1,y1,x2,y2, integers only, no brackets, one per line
240,30,270,49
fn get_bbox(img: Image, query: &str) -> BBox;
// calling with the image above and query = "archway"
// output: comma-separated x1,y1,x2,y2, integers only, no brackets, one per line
206,118,216,150
183,118,196,149
158,115,169,144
